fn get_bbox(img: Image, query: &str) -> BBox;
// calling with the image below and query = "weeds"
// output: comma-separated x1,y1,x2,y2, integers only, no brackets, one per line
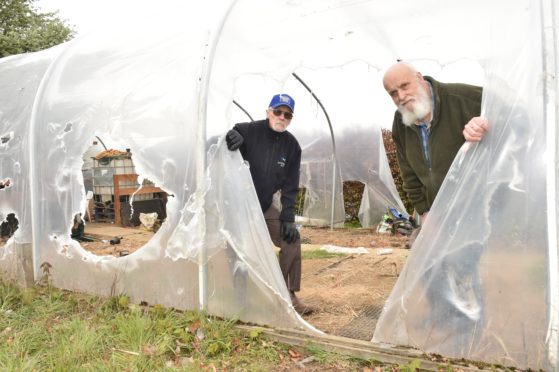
344,219,362,228
302,249,346,260
306,343,335,363
400,359,422,372
0,278,404,370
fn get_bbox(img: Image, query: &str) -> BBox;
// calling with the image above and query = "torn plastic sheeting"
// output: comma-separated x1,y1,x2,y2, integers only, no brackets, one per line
373,1,553,370
0,0,556,369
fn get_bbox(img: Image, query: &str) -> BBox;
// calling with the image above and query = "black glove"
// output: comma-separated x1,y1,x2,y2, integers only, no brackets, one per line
281,221,300,244
226,129,244,151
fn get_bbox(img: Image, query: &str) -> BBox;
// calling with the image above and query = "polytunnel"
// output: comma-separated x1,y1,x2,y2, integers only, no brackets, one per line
0,0,558,370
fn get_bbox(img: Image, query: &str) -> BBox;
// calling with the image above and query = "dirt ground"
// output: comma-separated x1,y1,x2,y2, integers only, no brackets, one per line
79,223,410,340
78,222,156,257
298,227,409,339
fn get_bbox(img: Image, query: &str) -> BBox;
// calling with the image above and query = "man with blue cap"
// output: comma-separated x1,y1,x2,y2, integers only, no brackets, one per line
226,93,313,315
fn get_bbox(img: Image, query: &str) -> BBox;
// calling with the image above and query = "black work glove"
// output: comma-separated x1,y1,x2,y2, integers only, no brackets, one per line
281,221,300,244
226,129,244,151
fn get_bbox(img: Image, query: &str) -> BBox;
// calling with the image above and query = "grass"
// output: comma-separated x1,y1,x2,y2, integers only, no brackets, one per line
0,279,392,371
301,249,346,260
344,219,363,228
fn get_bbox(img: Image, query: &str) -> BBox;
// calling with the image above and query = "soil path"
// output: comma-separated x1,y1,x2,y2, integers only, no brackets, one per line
298,227,409,339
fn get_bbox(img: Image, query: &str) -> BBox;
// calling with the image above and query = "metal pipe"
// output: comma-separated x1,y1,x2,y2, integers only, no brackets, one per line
28,42,75,282
95,135,108,150
541,0,559,368
233,99,254,121
291,72,339,230
196,0,238,312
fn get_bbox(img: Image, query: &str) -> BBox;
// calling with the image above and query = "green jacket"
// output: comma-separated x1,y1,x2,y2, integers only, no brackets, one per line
392,76,482,214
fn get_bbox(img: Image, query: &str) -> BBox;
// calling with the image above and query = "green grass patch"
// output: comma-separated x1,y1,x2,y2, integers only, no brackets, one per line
301,249,347,260
0,277,385,371
344,219,362,228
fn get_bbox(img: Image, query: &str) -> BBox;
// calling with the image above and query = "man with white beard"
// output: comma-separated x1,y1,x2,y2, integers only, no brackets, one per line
383,62,488,225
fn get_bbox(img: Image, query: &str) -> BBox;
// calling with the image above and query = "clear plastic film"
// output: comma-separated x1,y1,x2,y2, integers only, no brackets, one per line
0,46,63,283
373,1,553,369
0,0,313,331
0,0,556,368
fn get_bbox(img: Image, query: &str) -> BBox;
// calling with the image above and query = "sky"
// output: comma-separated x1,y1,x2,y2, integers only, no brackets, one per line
37,0,96,34
37,0,135,34
34,0,485,134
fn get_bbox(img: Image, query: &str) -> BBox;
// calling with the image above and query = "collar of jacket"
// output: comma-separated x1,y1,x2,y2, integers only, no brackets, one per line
423,76,442,129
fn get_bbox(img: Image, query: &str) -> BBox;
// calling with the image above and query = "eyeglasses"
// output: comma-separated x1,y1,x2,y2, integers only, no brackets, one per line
271,109,293,120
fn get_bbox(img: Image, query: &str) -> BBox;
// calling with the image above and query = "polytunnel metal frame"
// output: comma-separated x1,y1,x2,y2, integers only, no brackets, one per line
543,0,558,367
291,72,339,231
233,100,255,121
195,0,238,312
28,45,65,283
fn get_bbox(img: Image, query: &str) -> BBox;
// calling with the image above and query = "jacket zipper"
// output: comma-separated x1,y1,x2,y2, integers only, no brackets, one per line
418,123,435,208
264,136,279,176
418,123,431,169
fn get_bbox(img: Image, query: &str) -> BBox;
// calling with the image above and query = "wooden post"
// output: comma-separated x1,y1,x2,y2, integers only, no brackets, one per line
113,174,164,226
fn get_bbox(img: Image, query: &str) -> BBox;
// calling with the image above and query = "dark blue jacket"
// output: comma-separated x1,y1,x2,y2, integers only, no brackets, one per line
233,119,301,222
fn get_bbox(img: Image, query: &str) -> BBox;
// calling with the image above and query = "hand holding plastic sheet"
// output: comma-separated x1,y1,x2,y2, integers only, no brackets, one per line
281,221,299,243
463,116,489,142
226,129,244,150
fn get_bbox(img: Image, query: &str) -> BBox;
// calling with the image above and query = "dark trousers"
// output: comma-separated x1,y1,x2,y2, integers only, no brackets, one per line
264,204,302,292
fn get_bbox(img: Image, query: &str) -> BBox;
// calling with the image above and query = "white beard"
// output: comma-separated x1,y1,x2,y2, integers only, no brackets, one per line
398,85,432,126
270,122,287,132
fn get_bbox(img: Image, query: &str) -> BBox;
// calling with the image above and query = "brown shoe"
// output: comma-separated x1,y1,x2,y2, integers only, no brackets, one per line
290,292,314,315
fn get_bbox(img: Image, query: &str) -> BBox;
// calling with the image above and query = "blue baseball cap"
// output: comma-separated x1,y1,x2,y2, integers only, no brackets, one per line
269,93,295,112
